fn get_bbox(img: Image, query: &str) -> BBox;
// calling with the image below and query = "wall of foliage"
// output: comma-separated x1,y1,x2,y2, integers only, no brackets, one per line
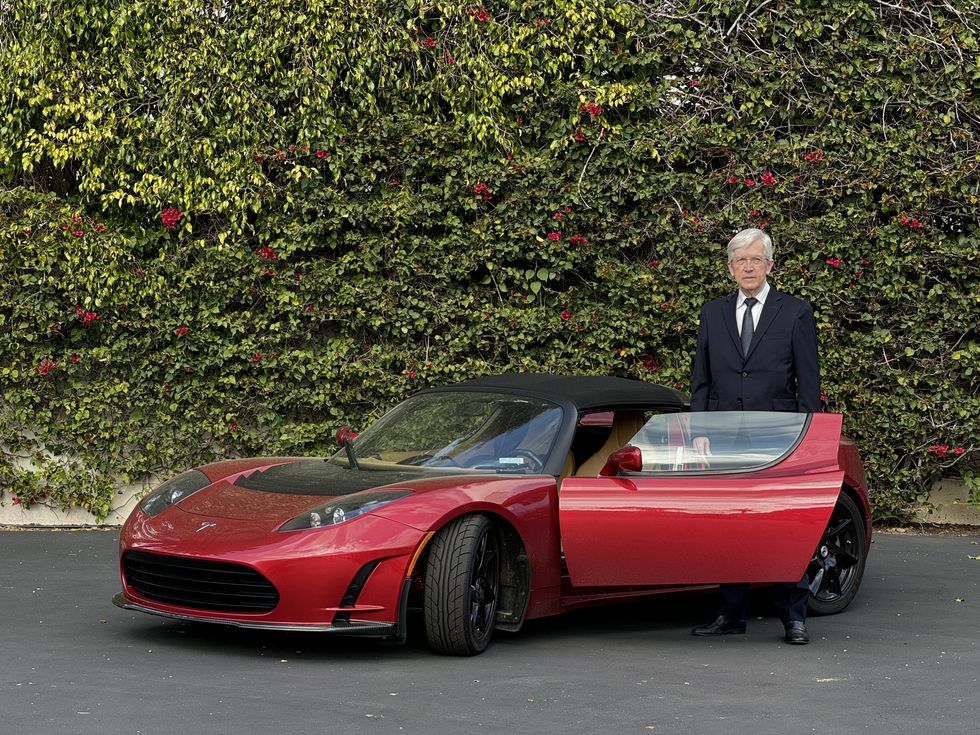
1,0,977,521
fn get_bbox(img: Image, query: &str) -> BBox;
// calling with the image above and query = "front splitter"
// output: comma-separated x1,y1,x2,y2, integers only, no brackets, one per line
112,592,398,635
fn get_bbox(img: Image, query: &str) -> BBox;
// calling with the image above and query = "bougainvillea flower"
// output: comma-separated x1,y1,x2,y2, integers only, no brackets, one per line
160,208,184,229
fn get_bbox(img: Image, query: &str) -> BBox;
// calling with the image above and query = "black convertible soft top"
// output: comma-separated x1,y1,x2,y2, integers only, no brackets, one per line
425,373,688,412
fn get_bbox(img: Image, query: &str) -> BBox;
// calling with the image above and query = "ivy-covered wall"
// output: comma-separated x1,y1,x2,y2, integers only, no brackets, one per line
1,0,977,521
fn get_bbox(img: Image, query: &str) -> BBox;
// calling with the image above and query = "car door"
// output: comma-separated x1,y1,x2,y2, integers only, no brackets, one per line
559,412,845,586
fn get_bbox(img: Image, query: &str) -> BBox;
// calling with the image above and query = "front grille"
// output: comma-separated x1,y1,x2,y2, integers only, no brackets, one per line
123,550,279,613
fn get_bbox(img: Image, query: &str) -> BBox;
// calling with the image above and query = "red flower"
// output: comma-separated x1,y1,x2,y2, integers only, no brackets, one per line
94,224,106,232
174,326,189,337
253,153,267,164
160,207,184,229
422,37,436,48
825,257,842,268
553,212,563,220
727,176,740,184
574,130,586,142
803,149,824,162
761,172,776,186
261,267,275,278
560,309,571,321
641,356,659,371
37,358,58,376
304,305,316,313
82,311,100,324
569,234,589,246
405,370,416,379
12,496,21,505
229,421,240,433
69,353,81,364
648,259,660,268
820,393,829,402
688,79,699,87
315,149,329,159
579,102,603,118
72,229,85,237
467,6,490,22
953,447,965,455
390,177,400,186
444,51,455,64
743,178,756,188
472,182,491,200
534,17,551,26
547,231,561,241
255,246,277,260
252,351,262,362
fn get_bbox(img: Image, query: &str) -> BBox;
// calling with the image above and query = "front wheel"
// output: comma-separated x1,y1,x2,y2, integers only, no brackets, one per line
807,492,867,615
424,514,500,655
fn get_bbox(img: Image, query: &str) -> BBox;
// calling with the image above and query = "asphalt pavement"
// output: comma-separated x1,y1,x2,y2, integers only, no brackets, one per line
1,529,978,735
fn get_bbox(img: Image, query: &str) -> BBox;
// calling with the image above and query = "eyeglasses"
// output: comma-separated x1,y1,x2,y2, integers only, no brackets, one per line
730,256,770,269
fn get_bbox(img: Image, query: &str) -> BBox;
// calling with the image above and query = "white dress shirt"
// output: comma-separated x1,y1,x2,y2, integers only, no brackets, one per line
736,280,770,336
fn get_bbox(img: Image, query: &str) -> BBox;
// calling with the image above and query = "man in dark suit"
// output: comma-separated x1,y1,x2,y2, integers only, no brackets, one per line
689,228,820,645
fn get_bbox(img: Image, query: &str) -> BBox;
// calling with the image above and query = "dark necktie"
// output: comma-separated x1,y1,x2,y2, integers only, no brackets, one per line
741,297,758,355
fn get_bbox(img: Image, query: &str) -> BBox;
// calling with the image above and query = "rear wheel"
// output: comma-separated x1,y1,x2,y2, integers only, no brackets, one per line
424,514,500,655
807,493,867,615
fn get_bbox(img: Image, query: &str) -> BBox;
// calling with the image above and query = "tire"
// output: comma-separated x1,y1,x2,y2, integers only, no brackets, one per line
424,514,500,655
807,492,867,615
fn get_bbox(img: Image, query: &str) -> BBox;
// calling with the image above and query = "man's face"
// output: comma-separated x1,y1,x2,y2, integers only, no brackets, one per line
727,240,773,296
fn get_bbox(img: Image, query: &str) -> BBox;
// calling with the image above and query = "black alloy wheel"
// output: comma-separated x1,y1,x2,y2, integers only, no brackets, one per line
424,514,501,655
807,492,867,615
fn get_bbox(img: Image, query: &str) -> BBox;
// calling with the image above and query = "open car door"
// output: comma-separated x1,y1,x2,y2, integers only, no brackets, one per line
559,412,845,587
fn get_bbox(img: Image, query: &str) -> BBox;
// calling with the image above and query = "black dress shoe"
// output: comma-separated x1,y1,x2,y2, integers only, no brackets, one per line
691,615,747,636
784,621,810,644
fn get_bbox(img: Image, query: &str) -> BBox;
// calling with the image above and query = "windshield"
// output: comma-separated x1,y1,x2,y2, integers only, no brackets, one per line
331,391,564,474
628,411,809,473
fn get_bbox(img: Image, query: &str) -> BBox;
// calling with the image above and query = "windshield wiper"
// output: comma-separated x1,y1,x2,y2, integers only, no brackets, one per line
342,436,360,470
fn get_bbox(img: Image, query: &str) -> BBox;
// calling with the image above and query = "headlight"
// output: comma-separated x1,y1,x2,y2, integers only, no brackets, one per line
279,490,412,532
139,470,211,517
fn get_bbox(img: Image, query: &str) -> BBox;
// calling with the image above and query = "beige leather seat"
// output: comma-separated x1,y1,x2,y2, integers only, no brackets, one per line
574,411,646,476
556,451,576,491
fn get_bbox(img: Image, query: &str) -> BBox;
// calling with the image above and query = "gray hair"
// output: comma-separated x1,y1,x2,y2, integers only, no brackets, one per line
727,228,773,262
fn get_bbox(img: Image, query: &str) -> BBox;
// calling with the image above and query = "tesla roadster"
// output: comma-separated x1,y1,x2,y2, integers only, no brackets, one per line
114,374,871,655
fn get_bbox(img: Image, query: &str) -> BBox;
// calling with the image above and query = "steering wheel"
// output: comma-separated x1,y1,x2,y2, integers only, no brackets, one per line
511,449,545,473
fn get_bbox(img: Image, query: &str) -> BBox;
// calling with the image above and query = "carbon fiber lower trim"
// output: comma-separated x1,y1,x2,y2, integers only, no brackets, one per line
113,593,398,635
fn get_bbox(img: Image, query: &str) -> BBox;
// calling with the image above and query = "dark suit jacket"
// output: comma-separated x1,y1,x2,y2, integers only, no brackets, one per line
690,287,820,412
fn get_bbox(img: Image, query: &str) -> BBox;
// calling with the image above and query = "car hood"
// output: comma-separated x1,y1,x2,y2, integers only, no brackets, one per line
177,459,475,522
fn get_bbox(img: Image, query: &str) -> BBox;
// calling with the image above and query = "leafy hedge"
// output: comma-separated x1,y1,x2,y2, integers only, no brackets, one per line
1,0,977,521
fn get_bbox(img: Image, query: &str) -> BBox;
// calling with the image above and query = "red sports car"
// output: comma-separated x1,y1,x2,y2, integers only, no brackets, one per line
114,374,871,655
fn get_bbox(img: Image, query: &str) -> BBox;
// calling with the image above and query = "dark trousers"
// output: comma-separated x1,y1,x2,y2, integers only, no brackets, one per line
719,574,810,625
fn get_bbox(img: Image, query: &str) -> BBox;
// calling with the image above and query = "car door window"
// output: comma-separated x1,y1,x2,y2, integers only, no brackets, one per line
627,412,810,473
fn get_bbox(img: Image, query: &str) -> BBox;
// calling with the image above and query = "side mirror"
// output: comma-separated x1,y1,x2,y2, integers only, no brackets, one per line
335,426,359,446
599,446,643,476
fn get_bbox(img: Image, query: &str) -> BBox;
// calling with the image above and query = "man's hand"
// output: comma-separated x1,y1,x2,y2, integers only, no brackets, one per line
692,436,711,456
